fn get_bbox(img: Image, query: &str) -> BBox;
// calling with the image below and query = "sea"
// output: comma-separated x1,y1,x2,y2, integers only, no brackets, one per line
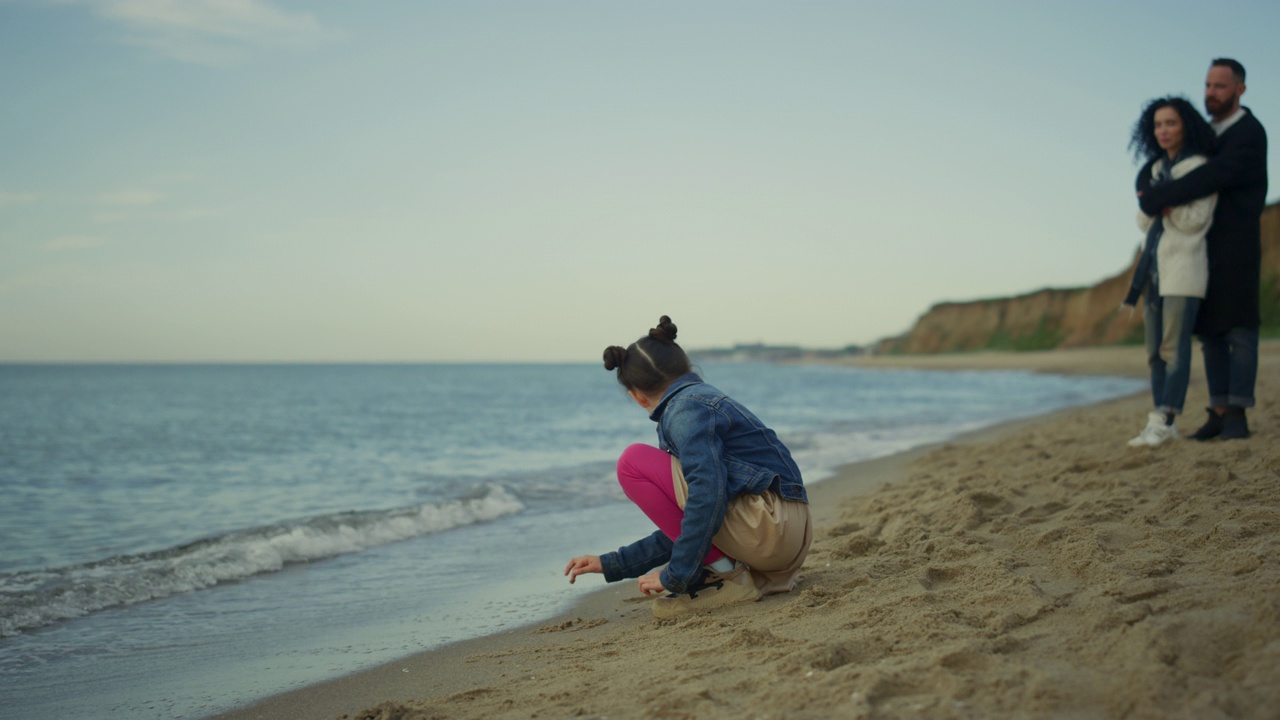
0,362,1144,719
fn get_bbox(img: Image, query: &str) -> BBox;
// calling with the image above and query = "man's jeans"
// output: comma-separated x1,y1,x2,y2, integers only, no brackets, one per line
1201,326,1259,409
1143,285,1200,414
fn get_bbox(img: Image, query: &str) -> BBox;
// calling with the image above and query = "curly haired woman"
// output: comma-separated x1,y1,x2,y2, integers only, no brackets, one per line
1125,97,1218,446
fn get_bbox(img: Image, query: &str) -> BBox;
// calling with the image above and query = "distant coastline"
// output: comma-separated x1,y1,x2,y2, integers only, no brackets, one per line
703,201,1278,360
690,343,868,363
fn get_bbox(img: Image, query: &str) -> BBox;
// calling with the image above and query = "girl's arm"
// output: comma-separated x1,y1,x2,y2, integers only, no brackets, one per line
594,530,674,582
637,570,666,596
660,401,731,594
564,555,602,584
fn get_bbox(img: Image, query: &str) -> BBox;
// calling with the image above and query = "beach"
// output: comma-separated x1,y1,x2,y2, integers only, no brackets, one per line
216,343,1279,720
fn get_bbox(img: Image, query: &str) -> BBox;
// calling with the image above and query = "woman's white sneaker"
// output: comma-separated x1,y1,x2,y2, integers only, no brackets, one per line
1128,411,1180,447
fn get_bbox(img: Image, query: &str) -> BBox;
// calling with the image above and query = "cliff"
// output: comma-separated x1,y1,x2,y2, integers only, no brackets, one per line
878,201,1280,355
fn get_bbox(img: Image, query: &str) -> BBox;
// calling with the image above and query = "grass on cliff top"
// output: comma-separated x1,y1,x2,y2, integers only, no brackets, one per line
987,275,1280,349
981,318,1068,353
882,272,1278,354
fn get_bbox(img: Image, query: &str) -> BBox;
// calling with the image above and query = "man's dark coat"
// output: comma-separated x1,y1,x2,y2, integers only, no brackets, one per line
1138,107,1268,335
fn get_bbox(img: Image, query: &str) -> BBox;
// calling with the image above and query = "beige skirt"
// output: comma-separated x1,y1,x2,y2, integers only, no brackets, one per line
671,456,812,595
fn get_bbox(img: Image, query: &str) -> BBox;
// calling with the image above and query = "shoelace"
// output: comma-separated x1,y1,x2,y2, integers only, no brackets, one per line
679,576,725,600
665,565,743,599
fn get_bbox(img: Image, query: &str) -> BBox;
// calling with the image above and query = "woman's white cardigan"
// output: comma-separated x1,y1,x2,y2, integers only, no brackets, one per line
1136,154,1216,298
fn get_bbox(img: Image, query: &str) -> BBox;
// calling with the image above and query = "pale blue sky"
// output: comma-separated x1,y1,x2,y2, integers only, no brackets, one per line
2,1,1277,362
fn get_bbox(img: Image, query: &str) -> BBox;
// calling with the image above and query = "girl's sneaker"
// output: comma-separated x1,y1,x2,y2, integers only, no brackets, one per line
652,563,761,619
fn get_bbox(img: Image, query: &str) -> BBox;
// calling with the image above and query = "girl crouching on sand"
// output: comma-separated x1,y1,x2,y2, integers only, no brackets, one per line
564,316,812,618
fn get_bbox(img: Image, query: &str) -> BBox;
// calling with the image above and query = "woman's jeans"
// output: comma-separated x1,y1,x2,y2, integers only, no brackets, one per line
1200,326,1259,409
1143,282,1200,415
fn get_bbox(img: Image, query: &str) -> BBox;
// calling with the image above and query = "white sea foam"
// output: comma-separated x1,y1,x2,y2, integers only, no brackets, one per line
0,485,524,637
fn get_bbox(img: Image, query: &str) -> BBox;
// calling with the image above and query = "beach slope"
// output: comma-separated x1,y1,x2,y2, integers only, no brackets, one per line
219,343,1279,720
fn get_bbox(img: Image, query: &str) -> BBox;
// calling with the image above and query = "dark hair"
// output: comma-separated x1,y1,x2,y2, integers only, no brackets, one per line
1211,58,1246,84
1129,96,1216,162
602,315,692,394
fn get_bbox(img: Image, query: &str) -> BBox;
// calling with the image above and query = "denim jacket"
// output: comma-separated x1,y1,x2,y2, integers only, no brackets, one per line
599,374,807,594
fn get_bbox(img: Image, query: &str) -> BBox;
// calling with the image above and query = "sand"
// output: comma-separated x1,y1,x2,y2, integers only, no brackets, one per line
215,342,1280,720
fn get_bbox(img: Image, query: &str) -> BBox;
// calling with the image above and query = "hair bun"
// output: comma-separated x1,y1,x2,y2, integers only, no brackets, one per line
648,315,678,343
602,346,628,371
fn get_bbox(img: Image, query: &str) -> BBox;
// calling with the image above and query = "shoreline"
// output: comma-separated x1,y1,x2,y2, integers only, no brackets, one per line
214,342,1277,720
213,401,1115,720
838,343,1153,378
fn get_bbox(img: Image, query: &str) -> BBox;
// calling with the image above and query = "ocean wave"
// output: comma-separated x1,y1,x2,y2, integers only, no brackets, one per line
0,485,524,638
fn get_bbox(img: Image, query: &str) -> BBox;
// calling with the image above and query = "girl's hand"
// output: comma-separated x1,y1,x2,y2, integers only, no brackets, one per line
564,555,602,584
637,571,667,597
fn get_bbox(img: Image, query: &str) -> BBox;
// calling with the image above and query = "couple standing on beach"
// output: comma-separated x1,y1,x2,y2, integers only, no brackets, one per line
1126,58,1269,448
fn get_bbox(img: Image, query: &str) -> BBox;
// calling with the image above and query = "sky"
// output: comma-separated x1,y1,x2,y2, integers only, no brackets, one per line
2,1,1278,363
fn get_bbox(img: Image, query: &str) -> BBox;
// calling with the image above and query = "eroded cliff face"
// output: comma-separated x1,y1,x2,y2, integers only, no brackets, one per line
878,202,1280,355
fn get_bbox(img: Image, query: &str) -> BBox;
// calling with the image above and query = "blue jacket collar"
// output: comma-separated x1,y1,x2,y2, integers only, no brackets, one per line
648,373,703,422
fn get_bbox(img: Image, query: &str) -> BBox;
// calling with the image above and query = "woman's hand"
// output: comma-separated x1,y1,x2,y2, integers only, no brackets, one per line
637,570,668,597
564,555,602,584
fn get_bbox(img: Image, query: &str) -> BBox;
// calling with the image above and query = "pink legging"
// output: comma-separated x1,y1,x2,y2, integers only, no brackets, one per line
617,443,726,564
